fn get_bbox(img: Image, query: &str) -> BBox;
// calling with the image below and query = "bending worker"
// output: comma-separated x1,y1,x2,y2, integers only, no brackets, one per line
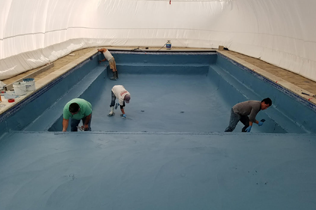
98,48,118,80
62,98,92,132
225,98,272,132
109,85,131,118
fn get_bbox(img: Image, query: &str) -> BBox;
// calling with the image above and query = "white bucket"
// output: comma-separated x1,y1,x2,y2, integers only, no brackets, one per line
22,78,36,92
13,82,27,96
4,91,18,99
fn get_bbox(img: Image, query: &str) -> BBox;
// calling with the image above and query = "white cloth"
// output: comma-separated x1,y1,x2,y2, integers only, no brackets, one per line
102,50,113,61
111,85,130,105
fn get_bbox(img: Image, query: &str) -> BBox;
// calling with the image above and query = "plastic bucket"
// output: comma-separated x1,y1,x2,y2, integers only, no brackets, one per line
4,91,18,99
22,78,36,92
13,82,27,96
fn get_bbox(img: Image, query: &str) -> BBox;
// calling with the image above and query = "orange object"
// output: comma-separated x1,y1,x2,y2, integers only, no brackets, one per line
8,99,15,103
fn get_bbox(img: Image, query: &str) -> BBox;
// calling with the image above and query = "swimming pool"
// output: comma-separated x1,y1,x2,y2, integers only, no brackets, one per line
1,51,316,210
2,51,314,134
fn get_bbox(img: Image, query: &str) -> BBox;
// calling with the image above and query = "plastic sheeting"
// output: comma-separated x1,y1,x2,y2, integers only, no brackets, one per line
0,0,315,81
219,0,316,83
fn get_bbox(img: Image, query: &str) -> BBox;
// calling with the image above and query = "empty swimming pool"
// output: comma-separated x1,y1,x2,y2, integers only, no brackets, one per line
8,51,315,134
0,51,316,210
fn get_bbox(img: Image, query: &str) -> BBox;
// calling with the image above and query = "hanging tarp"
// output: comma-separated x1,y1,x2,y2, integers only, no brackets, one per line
0,0,315,81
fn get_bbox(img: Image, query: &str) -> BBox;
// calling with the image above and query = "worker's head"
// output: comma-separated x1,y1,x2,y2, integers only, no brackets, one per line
69,103,80,114
124,94,131,103
261,98,272,110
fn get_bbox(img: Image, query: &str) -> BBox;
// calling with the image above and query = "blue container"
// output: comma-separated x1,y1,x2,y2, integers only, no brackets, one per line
166,40,172,50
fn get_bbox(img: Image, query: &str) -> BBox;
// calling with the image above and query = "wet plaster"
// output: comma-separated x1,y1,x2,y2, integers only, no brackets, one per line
0,132,316,210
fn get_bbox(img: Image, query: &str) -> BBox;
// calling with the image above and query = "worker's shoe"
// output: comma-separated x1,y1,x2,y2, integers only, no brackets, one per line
110,72,117,80
115,71,119,79
108,106,115,116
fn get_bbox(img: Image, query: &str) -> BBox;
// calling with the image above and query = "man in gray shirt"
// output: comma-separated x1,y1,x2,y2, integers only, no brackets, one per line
225,98,272,132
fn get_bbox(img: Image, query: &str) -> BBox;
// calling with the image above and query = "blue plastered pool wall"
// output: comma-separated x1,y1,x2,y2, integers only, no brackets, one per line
111,51,216,74
207,64,288,133
215,53,316,133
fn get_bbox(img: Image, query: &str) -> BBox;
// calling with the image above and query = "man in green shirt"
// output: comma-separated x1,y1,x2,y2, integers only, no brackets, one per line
62,98,92,132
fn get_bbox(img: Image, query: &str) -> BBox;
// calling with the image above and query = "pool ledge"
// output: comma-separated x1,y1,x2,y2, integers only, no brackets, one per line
0,48,97,115
217,50,316,106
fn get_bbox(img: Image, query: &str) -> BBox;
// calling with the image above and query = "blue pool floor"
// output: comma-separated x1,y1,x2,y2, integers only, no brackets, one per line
1,132,316,210
95,74,231,133
57,73,278,133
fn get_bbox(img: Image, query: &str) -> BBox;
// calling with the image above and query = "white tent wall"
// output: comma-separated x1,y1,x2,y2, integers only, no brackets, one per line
216,0,316,82
0,0,315,82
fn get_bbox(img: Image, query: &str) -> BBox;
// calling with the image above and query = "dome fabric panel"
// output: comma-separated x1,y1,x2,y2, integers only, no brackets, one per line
0,0,315,81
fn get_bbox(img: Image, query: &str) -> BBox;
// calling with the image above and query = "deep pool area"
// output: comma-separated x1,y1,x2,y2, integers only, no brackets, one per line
1,51,316,210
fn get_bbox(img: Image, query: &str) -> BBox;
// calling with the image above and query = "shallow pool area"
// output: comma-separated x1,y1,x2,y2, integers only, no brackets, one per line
1,51,316,210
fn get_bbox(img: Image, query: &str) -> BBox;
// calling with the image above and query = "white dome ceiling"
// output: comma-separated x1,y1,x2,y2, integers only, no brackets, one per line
0,0,315,81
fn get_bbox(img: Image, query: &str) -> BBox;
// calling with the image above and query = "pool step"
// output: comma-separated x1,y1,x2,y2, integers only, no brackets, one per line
24,66,106,131
209,64,307,133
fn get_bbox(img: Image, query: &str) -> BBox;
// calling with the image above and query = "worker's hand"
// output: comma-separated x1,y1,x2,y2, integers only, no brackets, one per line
121,114,126,118
245,126,252,132
98,60,101,63
258,119,265,126
83,124,89,131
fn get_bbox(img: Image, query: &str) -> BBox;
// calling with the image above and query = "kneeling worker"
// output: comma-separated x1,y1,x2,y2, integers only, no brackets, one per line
225,98,272,132
109,85,131,118
62,98,92,132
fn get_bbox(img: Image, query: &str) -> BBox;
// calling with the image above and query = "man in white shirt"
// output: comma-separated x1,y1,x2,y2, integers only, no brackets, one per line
109,85,131,118
98,48,118,80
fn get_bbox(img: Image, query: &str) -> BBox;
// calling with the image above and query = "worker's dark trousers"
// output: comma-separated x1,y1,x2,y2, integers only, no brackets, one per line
225,108,249,132
71,115,92,131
